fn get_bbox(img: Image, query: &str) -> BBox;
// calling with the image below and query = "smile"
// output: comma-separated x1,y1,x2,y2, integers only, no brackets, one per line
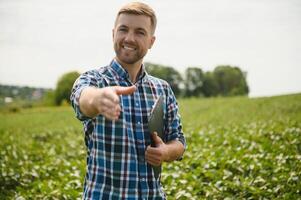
123,45,136,51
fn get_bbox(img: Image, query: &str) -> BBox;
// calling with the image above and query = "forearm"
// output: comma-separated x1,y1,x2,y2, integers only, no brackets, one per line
165,140,185,162
79,87,100,118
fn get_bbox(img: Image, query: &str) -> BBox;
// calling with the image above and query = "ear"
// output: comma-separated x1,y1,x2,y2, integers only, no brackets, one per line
149,36,156,49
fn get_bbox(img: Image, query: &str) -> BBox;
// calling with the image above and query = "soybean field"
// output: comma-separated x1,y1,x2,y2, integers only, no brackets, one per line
0,94,300,199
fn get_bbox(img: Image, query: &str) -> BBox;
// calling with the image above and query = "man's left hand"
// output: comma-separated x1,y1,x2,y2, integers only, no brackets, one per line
145,132,169,166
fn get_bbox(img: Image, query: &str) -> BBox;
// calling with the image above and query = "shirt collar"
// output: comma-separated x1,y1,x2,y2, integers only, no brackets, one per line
110,59,148,83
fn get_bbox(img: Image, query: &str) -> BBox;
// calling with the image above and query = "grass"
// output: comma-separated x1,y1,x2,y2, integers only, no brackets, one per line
0,107,84,199
0,94,301,199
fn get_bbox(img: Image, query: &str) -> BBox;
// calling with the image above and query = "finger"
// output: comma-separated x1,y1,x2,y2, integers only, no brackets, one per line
106,112,120,120
105,103,121,115
114,110,120,117
146,144,164,154
104,113,117,121
151,132,163,147
102,105,120,119
103,107,116,117
146,146,160,155
102,88,120,103
146,156,161,166
146,159,157,166
100,97,118,109
145,147,162,159
145,147,160,166
115,104,121,112
114,85,136,95
100,103,116,114
99,105,108,113
107,109,120,119
146,153,161,163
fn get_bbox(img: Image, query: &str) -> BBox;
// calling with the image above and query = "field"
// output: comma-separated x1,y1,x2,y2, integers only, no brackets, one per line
0,94,301,199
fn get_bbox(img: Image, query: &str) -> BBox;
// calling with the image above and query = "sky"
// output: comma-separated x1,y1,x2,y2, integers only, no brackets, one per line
0,0,300,97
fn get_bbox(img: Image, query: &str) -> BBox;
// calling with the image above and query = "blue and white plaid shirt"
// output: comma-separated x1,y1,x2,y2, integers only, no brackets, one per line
71,60,186,200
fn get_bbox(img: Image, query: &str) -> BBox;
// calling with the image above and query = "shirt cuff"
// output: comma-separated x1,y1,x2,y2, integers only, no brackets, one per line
72,86,91,121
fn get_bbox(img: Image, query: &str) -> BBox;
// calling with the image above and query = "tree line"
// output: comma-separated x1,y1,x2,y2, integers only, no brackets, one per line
53,63,249,105
145,62,249,97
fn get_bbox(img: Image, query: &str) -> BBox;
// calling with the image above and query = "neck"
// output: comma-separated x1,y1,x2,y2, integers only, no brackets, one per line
115,58,142,83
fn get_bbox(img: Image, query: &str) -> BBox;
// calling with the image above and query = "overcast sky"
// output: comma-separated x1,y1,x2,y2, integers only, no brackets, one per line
0,0,300,97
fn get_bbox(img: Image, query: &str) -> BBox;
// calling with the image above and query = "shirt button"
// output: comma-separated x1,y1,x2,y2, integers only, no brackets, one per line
141,178,145,182
136,102,139,106
137,121,141,124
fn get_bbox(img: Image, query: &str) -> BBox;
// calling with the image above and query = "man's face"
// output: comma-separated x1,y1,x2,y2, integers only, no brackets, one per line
113,13,155,66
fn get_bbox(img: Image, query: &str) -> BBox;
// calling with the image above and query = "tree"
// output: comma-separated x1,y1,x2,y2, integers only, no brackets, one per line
145,62,183,97
54,71,80,105
202,71,219,97
213,65,249,96
184,67,205,97
42,90,55,106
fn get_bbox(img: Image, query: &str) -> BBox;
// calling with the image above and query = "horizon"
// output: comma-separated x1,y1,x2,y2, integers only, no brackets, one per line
1,82,300,99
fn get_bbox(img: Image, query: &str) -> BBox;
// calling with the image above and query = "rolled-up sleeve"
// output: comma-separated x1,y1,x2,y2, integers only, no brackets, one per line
70,70,102,121
165,86,187,158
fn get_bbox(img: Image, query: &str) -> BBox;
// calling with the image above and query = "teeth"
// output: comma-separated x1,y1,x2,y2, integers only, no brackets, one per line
123,45,135,50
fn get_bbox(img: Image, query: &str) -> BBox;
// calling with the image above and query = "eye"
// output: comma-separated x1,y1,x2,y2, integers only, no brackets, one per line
118,27,127,32
137,31,146,36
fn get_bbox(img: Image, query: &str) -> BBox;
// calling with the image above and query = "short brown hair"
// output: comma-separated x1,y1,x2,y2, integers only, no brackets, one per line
115,2,157,34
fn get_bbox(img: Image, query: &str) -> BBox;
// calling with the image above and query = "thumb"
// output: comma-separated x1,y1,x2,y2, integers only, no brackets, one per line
152,132,163,146
114,85,136,95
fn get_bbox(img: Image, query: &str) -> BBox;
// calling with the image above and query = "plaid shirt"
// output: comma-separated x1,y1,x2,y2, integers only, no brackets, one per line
71,60,186,200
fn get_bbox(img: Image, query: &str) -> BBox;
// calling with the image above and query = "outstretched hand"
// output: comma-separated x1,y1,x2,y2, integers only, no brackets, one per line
87,85,136,120
145,132,169,166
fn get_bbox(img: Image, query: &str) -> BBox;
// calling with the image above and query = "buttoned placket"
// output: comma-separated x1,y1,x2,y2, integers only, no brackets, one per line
132,81,149,199
121,66,151,199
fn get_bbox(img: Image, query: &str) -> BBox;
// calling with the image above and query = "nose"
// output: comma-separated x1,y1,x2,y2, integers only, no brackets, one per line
124,31,135,43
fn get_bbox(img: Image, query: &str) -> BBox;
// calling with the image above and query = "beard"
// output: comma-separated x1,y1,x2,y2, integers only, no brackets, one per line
114,42,147,65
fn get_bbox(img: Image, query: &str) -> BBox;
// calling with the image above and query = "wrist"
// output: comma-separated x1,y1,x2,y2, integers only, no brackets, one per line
163,144,171,162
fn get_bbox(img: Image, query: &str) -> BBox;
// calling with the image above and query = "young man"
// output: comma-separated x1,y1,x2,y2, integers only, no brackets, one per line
70,2,186,199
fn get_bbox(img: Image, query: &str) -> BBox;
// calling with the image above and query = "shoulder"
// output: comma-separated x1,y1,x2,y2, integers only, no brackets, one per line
79,65,115,82
73,66,112,88
146,74,170,89
81,65,109,77
145,74,176,99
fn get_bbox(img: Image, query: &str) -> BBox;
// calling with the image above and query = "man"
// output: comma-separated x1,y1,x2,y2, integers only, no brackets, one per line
70,2,186,199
